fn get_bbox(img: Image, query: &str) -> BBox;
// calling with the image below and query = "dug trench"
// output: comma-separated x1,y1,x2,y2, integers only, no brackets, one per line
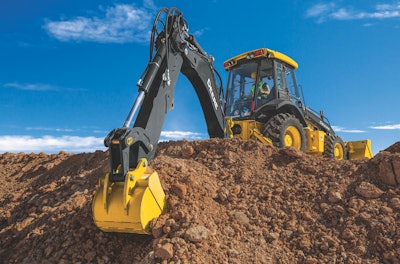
0,138,399,263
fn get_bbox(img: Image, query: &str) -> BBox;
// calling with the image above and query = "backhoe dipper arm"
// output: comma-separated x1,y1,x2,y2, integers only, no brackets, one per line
104,8,227,181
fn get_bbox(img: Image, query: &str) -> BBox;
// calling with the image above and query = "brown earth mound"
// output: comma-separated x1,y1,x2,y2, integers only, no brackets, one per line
0,139,399,263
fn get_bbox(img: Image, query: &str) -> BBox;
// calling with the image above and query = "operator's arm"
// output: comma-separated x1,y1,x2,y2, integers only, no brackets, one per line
261,82,271,95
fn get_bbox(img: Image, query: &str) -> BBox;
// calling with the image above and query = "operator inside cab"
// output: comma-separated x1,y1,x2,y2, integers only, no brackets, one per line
250,71,271,101
226,65,274,118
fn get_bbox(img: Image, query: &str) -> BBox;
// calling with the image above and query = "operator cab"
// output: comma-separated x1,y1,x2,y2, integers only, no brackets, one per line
224,48,302,119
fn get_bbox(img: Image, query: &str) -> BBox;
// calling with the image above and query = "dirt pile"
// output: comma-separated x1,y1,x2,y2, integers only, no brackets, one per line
0,139,399,263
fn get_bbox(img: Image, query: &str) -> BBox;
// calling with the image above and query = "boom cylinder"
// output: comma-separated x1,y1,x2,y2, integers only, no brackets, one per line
123,44,167,128
123,91,145,128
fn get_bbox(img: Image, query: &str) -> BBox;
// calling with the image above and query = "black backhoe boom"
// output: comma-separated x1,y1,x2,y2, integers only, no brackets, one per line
105,8,227,181
93,7,227,234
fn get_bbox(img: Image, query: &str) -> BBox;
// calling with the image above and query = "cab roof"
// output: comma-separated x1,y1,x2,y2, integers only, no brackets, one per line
223,48,298,70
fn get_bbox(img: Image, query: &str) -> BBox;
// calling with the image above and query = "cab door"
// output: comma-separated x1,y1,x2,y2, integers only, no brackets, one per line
275,61,302,108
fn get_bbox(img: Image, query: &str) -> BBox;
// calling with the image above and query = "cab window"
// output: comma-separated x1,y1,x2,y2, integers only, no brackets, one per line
255,59,274,107
286,68,301,105
276,62,286,91
225,61,257,117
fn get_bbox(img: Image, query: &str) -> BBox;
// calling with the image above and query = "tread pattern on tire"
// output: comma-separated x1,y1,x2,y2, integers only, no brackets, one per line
323,134,347,160
263,113,306,151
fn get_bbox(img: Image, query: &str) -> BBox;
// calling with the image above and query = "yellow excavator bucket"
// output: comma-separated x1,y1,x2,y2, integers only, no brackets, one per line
92,158,166,234
346,139,373,159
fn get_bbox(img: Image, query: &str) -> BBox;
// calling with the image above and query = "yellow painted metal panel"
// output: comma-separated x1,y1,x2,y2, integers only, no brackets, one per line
346,140,373,159
224,48,298,70
92,159,166,234
305,129,325,155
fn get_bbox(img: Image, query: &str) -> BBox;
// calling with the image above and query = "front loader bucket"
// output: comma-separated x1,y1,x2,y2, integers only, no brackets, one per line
92,159,166,234
346,139,373,159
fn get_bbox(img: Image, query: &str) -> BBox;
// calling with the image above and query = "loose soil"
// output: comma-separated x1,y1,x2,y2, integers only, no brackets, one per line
1,139,399,263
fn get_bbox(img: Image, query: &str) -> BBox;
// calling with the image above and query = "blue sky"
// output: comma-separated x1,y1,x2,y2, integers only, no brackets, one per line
1,0,399,154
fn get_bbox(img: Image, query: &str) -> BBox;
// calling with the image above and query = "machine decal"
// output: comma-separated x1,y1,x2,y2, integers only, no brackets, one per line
207,78,218,110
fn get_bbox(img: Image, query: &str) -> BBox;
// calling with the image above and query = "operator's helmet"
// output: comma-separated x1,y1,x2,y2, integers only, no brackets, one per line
251,72,257,80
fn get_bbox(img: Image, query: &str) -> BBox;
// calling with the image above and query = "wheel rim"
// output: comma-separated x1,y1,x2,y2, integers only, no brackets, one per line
284,126,302,150
334,143,344,160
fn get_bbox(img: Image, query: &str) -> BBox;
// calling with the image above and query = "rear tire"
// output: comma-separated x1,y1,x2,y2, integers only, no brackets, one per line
324,134,347,160
263,113,306,151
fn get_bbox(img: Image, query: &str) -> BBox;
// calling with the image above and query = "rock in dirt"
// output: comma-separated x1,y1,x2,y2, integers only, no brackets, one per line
371,142,400,186
154,242,174,260
355,181,384,198
184,226,211,242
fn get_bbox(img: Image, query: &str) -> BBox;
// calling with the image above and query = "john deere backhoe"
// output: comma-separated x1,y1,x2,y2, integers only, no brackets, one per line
92,7,373,235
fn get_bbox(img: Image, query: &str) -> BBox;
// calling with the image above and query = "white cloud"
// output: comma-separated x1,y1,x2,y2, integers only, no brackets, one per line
370,124,400,130
43,4,153,43
25,127,76,132
306,2,400,22
192,28,209,37
306,3,336,21
4,82,61,91
93,129,109,134
331,8,354,20
363,23,374,27
0,135,105,153
143,0,156,10
332,126,366,133
160,131,207,141
3,82,85,92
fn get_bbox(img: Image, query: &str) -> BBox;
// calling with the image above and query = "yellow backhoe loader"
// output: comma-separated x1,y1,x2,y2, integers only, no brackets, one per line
92,7,373,235
223,48,373,160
